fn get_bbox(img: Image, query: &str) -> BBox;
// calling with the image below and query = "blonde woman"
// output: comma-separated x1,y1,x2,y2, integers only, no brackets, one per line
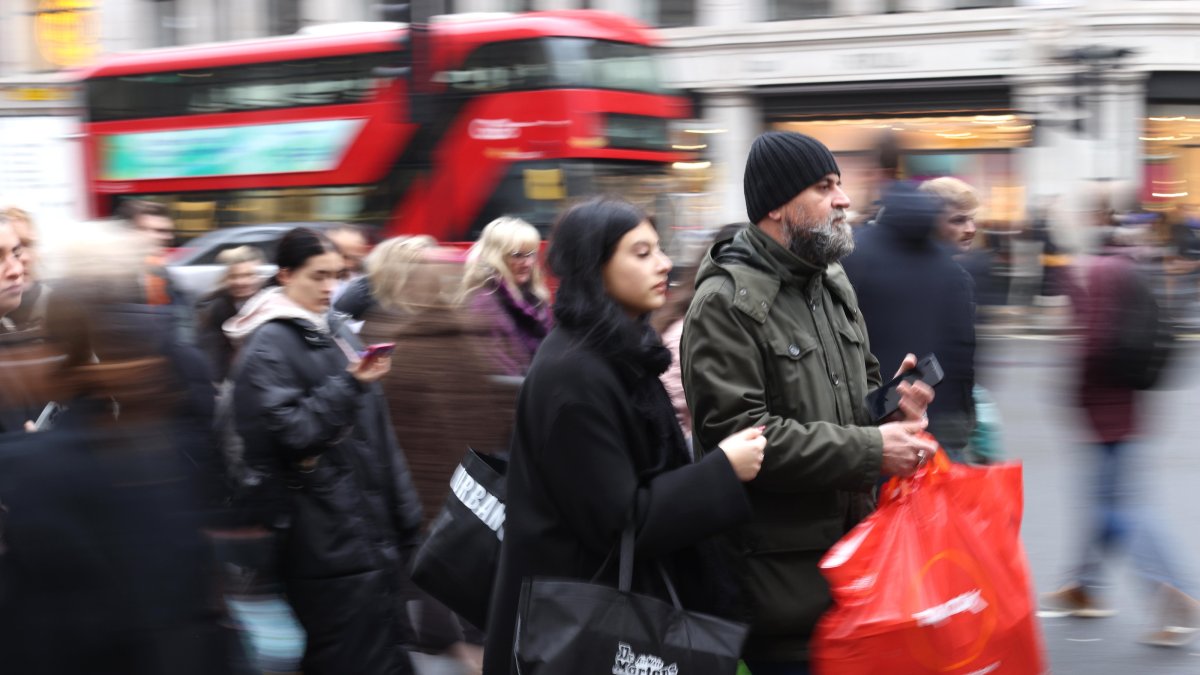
196,245,265,380
460,217,551,377
334,235,437,321
359,244,514,672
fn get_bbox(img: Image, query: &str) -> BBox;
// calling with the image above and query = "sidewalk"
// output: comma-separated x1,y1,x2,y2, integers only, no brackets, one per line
976,302,1075,339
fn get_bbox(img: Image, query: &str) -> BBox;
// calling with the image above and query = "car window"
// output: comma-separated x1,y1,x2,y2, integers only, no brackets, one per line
190,241,273,266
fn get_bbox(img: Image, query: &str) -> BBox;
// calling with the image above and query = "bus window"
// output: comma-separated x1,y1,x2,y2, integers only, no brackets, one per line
545,38,670,95
440,39,552,94
87,53,395,121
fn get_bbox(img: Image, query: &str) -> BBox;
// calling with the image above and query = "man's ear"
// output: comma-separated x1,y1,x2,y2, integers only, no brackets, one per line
767,209,782,222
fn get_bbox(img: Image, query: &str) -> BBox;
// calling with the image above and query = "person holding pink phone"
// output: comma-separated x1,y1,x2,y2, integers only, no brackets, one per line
224,227,422,675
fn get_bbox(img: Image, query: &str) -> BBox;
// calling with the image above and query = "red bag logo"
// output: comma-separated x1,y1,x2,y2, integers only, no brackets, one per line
905,550,999,671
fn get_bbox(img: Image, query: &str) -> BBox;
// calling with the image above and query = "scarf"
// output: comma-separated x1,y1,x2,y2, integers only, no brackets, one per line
492,280,551,358
223,286,330,345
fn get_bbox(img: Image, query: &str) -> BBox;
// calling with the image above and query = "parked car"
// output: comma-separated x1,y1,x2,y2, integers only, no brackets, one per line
166,223,344,303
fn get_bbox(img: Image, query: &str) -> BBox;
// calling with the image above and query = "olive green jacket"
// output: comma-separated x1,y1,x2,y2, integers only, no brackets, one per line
680,226,884,661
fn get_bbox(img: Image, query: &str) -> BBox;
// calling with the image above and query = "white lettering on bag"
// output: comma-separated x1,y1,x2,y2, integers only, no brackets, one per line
912,589,989,627
450,464,506,541
965,662,1001,675
612,642,678,675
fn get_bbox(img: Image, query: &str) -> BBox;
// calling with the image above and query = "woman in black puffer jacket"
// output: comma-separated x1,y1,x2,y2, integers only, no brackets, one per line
225,227,423,675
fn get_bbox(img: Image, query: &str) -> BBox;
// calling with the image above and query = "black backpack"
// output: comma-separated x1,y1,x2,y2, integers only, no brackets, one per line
1105,264,1175,390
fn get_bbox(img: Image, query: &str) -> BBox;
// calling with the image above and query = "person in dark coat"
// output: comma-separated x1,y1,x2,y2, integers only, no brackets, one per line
482,197,767,675
195,246,265,381
842,182,977,458
0,222,243,674
460,217,552,377
224,227,423,675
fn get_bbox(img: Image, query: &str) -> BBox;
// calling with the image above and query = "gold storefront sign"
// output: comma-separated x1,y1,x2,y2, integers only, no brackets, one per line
3,86,72,102
35,0,100,69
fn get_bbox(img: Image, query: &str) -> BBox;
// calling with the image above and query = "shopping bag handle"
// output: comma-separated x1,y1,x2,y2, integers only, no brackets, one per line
881,435,951,504
618,518,686,609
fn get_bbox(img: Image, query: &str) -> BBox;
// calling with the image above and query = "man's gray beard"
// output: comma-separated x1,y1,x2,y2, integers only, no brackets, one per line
784,209,854,266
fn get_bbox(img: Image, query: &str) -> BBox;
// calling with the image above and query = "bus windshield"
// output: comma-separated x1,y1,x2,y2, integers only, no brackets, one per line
438,38,671,96
546,38,666,95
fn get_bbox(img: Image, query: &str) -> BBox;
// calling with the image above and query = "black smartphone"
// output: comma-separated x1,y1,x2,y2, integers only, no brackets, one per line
864,353,944,423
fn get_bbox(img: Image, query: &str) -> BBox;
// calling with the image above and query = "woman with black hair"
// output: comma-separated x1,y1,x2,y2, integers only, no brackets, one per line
482,198,766,674
224,227,423,675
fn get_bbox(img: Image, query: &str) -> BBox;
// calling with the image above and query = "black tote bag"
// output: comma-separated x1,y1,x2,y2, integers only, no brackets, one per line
411,448,508,630
514,521,749,675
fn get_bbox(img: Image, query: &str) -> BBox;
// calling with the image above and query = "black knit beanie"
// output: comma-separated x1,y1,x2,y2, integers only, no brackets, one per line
744,131,840,224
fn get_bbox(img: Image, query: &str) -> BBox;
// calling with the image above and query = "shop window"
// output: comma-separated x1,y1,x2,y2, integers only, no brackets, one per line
269,0,301,36
768,0,833,21
655,0,698,27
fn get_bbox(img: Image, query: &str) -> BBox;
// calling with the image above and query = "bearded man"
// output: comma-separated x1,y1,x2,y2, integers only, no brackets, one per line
680,131,936,675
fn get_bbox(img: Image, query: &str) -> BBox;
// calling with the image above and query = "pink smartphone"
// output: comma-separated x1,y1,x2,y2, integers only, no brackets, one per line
358,342,396,360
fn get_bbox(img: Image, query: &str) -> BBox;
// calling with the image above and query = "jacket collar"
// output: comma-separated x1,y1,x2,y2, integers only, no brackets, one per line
743,224,825,286
697,226,860,324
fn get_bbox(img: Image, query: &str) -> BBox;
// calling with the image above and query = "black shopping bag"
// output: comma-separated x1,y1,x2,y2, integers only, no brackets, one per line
514,521,749,675
411,448,507,630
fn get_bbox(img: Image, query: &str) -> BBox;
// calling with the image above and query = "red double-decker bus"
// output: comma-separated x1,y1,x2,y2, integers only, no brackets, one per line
78,11,691,242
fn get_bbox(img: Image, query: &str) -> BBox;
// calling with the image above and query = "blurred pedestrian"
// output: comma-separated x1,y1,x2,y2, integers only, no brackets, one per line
329,226,371,333
0,210,25,333
118,200,176,305
360,239,514,674
854,130,902,226
651,222,746,448
223,227,423,675
3,206,49,333
334,235,436,321
483,197,767,675
195,246,265,382
681,131,936,675
329,225,369,284
1039,226,1199,647
0,221,244,674
360,237,512,522
918,176,1000,300
0,212,37,433
843,182,977,458
918,177,1006,463
460,217,552,377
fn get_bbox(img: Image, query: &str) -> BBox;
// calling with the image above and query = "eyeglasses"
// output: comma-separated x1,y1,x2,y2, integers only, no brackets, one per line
508,250,538,260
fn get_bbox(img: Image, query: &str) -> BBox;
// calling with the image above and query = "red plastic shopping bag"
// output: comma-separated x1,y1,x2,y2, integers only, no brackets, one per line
811,446,1047,675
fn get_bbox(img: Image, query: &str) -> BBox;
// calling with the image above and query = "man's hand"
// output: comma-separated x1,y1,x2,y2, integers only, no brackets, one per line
880,418,938,477
891,353,934,422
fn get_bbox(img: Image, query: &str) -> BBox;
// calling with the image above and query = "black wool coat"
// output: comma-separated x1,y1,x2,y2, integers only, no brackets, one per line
233,314,423,675
482,326,752,675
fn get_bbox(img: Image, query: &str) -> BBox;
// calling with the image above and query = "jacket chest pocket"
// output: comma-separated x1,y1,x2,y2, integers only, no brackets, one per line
765,334,821,417
833,316,868,410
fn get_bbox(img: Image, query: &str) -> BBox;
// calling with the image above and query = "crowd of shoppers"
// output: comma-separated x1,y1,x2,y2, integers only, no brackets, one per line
1,128,1198,675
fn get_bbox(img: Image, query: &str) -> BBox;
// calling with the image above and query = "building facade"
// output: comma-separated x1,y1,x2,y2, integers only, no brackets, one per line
4,1,1200,245
657,0,1199,245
